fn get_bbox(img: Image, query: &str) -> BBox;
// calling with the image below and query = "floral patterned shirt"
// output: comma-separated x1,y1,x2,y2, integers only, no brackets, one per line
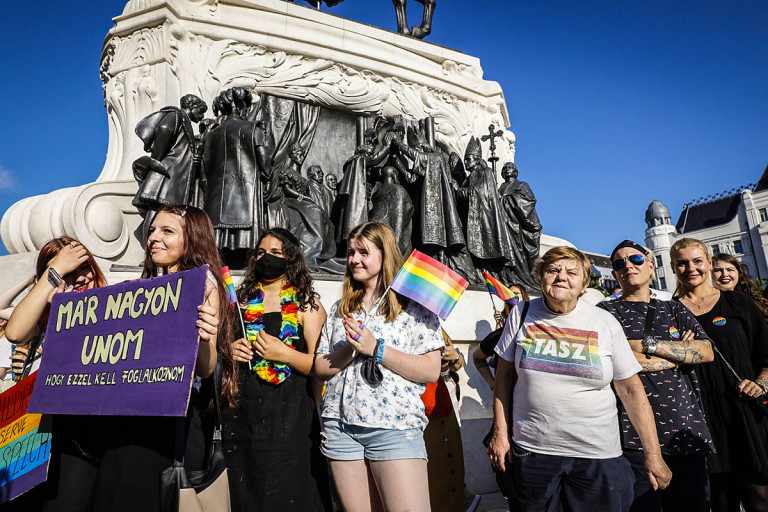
318,300,445,430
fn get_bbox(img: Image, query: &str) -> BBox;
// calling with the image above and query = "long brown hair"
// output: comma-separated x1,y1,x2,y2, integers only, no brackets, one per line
713,253,768,320
237,228,319,312
669,237,710,297
141,204,237,410
339,222,406,322
36,236,107,331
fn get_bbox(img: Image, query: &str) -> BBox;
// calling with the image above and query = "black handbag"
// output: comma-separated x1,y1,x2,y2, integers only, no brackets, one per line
160,363,230,512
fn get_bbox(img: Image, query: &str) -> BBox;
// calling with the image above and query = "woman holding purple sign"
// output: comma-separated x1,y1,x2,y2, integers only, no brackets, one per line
223,227,332,512
89,204,235,512
5,236,107,511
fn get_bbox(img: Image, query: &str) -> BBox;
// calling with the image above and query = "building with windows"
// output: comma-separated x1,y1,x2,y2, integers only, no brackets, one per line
584,251,619,292
644,164,768,293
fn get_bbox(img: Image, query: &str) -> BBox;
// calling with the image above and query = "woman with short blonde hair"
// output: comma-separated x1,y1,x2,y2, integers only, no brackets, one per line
489,246,670,511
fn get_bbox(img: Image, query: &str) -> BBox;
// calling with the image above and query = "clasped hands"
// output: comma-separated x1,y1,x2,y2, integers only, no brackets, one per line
232,329,294,363
343,314,377,357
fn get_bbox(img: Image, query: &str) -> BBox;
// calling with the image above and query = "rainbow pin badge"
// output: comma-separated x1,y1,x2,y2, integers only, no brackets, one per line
713,317,726,326
669,326,680,338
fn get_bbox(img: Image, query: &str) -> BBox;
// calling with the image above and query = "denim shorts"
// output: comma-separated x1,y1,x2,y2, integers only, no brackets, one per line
320,418,427,461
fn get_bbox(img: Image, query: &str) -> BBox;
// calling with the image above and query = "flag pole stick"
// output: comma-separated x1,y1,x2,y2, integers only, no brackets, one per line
485,288,501,329
234,303,254,371
486,288,498,314
360,282,394,332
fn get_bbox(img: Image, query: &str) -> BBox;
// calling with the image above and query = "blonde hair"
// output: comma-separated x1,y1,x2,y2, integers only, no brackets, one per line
339,222,406,322
533,246,591,287
669,237,710,296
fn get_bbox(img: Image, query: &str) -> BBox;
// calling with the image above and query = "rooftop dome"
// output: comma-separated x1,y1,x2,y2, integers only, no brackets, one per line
645,200,671,227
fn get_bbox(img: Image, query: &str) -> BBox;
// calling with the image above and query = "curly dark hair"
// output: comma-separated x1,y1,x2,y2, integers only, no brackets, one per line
237,228,320,311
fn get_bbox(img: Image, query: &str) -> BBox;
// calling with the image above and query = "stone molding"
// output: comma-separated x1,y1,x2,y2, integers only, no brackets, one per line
1,181,143,263
2,0,514,265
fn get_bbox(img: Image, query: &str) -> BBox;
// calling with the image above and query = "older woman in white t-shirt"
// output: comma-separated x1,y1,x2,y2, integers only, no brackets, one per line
488,246,672,512
314,222,444,512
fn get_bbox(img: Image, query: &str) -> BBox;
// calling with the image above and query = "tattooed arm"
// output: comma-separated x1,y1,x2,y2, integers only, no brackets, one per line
628,330,713,366
753,368,768,394
627,339,674,372
633,353,679,372
651,330,714,364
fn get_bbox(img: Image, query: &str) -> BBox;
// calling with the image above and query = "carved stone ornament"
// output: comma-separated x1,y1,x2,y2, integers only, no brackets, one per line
1,0,514,267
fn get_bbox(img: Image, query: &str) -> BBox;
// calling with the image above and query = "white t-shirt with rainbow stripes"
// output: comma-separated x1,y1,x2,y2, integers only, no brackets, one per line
496,298,640,459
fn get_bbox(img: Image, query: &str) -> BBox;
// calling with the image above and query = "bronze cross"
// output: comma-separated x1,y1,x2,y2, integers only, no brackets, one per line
481,124,504,173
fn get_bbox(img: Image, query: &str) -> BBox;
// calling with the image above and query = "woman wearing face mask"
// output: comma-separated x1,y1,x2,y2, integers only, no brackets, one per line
89,204,234,512
223,228,332,512
712,253,768,321
5,237,107,511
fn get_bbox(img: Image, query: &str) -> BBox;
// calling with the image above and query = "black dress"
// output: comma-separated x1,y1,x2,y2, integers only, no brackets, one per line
87,381,213,511
222,311,331,512
689,291,768,477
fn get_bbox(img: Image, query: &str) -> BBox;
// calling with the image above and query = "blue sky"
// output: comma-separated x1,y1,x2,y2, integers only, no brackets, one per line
1,1,766,257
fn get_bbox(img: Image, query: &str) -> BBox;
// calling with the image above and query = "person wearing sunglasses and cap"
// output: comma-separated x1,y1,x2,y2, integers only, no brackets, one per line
603,244,673,302
598,240,715,512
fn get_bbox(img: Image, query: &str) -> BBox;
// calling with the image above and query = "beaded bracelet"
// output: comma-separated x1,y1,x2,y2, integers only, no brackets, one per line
375,338,385,364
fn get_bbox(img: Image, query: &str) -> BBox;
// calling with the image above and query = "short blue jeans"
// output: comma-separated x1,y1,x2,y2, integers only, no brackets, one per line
320,418,427,461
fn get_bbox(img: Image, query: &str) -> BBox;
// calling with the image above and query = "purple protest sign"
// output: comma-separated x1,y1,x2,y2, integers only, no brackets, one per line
27,266,207,417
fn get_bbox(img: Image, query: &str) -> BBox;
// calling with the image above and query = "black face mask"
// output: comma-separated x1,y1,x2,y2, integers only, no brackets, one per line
255,252,287,280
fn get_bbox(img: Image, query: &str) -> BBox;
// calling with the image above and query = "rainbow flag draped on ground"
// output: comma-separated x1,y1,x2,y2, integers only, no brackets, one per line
482,271,519,305
222,266,238,306
390,250,469,320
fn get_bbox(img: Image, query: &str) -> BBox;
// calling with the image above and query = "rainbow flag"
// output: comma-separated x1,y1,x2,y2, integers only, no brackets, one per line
390,250,468,320
222,266,238,306
482,271,519,305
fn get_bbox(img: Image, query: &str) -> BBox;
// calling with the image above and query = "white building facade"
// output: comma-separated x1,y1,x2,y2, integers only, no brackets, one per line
645,165,768,293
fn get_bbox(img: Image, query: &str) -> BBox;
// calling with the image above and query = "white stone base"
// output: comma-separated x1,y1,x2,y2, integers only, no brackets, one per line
0,0,578,495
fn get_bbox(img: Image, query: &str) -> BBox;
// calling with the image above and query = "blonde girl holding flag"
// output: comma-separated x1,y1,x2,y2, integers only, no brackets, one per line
314,221,445,512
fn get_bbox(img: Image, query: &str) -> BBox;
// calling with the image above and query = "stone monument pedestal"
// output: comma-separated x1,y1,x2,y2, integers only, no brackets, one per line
0,0,573,495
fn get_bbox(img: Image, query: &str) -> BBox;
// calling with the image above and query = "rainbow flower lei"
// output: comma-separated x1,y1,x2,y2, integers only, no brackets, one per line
243,282,299,385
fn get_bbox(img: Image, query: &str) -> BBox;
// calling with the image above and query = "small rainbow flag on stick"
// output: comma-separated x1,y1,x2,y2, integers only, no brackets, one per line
222,266,252,369
390,250,469,320
482,271,519,306
222,266,239,306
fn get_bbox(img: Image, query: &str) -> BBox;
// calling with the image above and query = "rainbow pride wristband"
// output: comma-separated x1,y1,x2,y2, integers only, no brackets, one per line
375,338,385,364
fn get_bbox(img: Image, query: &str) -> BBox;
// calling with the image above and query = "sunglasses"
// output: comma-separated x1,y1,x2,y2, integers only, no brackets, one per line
611,253,647,271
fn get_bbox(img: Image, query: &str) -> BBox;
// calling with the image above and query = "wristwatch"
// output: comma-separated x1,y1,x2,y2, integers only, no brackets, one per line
641,335,658,355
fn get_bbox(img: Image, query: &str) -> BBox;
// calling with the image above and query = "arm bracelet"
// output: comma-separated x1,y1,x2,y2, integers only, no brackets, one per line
375,338,385,364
